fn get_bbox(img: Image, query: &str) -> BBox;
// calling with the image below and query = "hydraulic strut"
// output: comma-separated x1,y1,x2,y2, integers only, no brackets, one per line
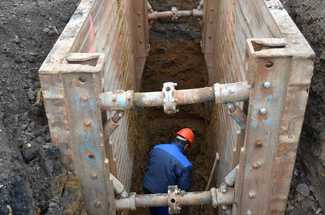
112,164,238,214
148,7,203,20
147,0,204,21
115,186,234,214
99,82,251,114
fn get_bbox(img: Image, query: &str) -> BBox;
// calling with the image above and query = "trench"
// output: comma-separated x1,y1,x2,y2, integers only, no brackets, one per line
130,1,214,214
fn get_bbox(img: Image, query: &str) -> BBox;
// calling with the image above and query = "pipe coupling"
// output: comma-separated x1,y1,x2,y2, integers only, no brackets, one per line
210,188,218,208
214,82,251,103
163,82,178,114
210,186,235,208
99,90,134,110
168,186,182,214
171,7,179,20
127,193,136,210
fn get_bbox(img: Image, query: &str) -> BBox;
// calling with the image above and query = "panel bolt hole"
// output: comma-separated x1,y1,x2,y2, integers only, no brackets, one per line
265,61,274,68
87,153,95,160
78,76,87,83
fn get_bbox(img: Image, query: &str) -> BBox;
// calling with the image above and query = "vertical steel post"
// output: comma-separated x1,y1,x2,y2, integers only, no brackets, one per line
130,0,149,89
234,39,291,215
62,58,116,215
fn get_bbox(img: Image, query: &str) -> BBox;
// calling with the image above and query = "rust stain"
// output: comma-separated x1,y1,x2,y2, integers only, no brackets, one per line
52,136,59,145
87,15,96,53
276,142,295,157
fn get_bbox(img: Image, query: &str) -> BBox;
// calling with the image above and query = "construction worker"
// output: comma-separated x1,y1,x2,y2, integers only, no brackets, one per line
143,128,195,215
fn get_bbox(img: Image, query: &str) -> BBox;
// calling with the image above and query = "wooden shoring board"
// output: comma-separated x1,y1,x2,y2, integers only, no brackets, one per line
233,1,314,214
234,38,291,215
61,54,116,215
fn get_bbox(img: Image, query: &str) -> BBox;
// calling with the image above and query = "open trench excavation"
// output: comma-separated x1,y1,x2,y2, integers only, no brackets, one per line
0,0,321,214
36,0,316,214
130,1,213,214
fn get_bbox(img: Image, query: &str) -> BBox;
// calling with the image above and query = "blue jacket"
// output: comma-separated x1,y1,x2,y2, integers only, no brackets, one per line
143,141,193,193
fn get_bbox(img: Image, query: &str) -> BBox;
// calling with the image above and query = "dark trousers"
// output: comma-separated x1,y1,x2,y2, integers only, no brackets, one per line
144,188,169,215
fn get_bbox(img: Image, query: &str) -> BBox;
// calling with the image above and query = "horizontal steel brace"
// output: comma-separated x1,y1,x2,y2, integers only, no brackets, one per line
148,8,203,20
115,187,234,211
99,82,251,113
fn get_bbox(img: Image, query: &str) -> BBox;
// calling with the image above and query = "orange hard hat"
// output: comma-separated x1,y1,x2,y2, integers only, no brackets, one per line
176,128,195,145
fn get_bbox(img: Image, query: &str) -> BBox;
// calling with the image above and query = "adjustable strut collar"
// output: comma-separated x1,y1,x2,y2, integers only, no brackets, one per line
163,82,178,114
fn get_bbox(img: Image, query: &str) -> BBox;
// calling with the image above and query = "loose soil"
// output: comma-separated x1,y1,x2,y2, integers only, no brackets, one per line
0,0,82,214
0,0,324,215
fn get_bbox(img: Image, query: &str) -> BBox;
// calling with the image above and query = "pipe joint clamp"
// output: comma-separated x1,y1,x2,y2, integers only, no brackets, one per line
163,82,178,114
101,90,134,110
210,188,218,208
214,82,251,103
168,185,182,214
171,7,179,20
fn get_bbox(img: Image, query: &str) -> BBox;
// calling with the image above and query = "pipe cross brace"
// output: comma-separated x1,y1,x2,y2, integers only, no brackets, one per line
148,7,203,20
115,186,234,211
99,82,251,114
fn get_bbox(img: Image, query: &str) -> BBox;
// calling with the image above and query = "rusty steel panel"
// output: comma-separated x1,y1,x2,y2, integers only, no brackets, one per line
62,60,116,215
39,0,101,169
39,73,73,169
39,0,147,193
130,0,149,89
235,39,291,215
202,0,217,55
206,1,314,214
206,0,253,185
101,0,148,190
